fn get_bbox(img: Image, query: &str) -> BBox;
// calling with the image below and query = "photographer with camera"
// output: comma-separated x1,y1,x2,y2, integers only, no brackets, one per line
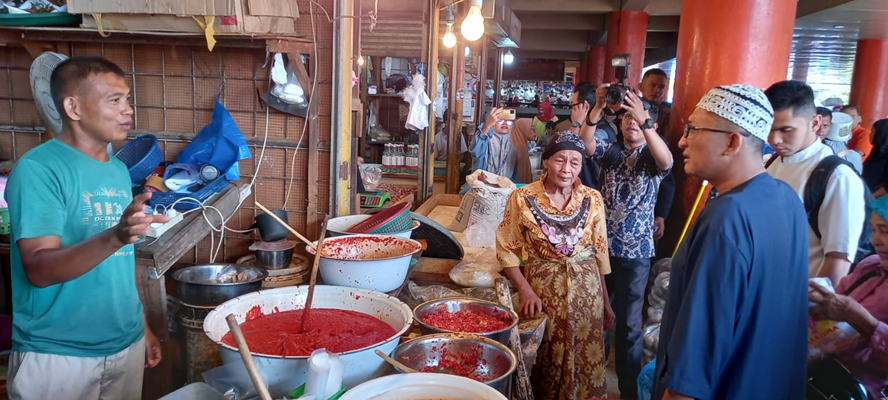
571,73,672,400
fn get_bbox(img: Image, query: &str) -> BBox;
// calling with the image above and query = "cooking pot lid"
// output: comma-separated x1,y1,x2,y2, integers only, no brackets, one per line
249,239,296,251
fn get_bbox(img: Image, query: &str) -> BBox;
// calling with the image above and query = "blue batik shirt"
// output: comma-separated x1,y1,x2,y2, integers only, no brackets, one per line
592,136,670,258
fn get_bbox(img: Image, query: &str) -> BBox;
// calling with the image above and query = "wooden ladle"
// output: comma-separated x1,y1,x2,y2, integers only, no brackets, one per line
374,349,418,373
298,216,328,333
225,314,273,400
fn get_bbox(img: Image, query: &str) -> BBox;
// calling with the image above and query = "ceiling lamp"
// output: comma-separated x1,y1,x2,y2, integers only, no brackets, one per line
503,50,514,64
465,46,471,57
443,25,457,48
460,0,485,42
442,7,456,48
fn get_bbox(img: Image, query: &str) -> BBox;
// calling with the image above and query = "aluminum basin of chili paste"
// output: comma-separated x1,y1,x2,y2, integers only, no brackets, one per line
306,234,423,292
204,285,413,397
413,298,519,345
390,333,517,394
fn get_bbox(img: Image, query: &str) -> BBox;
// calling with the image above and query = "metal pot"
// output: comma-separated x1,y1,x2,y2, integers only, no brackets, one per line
254,209,290,242
172,264,268,307
390,333,517,395
254,248,294,270
413,298,519,346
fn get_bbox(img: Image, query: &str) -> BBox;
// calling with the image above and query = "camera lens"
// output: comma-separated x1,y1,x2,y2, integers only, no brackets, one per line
605,85,626,105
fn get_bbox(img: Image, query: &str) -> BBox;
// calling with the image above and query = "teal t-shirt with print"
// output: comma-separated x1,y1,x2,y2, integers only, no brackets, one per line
6,139,144,357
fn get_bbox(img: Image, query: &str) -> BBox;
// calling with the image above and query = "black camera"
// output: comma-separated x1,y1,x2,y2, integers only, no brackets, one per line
605,54,631,105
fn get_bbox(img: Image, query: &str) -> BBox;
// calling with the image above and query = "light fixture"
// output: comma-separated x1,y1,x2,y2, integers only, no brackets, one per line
465,46,471,57
460,0,485,42
443,25,457,48
503,50,514,64
356,55,365,66
442,7,457,48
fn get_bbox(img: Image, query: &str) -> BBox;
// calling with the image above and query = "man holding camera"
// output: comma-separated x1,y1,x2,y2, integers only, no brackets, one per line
571,83,672,400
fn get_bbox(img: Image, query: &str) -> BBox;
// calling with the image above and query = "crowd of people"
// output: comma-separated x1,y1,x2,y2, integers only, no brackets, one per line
470,74,888,399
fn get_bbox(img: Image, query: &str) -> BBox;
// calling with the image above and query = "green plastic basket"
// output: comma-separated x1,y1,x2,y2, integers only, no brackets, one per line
345,202,413,234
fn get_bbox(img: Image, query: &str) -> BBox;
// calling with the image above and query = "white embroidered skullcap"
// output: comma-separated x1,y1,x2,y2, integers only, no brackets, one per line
696,84,774,142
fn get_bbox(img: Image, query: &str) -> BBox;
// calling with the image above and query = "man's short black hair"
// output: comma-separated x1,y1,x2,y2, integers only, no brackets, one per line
642,68,667,80
573,81,597,108
50,56,126,122
840,104,862,116
816,107,832,119
764,80,816,118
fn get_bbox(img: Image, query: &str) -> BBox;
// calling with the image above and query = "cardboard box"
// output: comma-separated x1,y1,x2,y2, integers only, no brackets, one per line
73,0,299,35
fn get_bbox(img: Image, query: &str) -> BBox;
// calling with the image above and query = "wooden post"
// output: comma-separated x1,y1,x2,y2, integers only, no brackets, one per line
417,0,440,205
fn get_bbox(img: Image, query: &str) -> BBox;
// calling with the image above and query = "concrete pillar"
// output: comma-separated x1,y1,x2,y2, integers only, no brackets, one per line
849,39,888,130
660,0,797,257
604,10,648,86
586,45,606,84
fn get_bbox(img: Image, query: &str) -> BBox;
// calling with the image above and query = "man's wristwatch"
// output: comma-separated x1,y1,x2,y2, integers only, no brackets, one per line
640,118,654,130
571,121,583,128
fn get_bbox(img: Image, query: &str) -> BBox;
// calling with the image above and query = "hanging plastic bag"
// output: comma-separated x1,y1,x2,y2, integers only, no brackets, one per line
449,248,502,286
177,96,251,180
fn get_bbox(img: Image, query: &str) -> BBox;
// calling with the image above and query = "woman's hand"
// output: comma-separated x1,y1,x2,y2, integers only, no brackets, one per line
486,107,504,128
808,280,881,339
603,302,615,330
519,287,543,318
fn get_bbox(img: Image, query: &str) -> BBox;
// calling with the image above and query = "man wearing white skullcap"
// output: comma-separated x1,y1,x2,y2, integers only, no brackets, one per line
651,84,809,400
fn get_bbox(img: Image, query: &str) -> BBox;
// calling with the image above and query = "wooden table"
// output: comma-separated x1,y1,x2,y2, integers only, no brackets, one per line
135,182,244,400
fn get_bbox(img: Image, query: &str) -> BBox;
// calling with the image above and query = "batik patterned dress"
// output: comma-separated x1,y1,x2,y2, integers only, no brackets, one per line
496,177,611,400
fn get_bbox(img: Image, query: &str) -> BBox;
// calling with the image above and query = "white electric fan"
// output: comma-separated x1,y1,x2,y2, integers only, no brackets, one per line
30,51,68,136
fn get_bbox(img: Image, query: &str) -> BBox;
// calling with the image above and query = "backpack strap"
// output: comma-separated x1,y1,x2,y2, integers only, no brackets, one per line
804,156,854,239
842,269,880,296
765,153,780,169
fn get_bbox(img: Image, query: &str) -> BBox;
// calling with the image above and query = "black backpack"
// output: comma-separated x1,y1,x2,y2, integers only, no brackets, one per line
766,154,875,264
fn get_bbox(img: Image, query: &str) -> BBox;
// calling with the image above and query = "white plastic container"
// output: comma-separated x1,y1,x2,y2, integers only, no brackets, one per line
306,235,422,292
203,285,413,398
326,214,420,239
339,373,508,400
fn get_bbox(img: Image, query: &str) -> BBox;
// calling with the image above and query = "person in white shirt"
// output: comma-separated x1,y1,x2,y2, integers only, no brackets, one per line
765,80,865,286
434,117,467,161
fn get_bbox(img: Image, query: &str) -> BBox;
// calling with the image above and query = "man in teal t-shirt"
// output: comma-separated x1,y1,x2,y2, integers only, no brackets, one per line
5,56,167,399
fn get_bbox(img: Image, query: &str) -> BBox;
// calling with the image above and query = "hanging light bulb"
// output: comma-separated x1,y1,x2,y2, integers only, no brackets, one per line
503,50,514,64
442,23,457,48
460,0,485,42
357,55,365,66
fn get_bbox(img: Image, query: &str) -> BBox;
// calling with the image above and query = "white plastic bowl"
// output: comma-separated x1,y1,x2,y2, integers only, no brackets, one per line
339,373,508,400
203,285,413,397
307,234,422,292
326,214,420,239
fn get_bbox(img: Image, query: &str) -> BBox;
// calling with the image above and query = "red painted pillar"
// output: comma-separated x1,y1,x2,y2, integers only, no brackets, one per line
849,39,888,130
586,45,606,84
660,0,797,257
577,60,587,84
604,10,648,86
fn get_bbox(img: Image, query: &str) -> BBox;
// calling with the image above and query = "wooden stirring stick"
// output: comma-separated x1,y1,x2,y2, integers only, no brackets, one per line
374,349,417,373
299,216,328,333
255,201,316,252
225,314,273,400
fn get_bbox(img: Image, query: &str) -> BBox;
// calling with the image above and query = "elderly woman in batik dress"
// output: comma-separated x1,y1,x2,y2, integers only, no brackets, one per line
497,130,615,400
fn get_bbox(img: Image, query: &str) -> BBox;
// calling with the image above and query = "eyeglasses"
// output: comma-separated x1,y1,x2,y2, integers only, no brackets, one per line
496,120,514,126
683,124,750,138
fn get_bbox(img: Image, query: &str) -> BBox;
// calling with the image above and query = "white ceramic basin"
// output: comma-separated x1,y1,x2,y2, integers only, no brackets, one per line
203,285,413,398
339,373,508,400
307,234,422,292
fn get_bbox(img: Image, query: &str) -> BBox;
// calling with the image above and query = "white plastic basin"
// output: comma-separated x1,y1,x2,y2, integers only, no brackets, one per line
307,234,422,292
339,373,508,400
203,285,413,398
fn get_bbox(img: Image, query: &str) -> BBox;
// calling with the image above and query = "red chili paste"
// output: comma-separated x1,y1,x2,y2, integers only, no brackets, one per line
419,344,489,382
422,310,508,333
221,308,396,356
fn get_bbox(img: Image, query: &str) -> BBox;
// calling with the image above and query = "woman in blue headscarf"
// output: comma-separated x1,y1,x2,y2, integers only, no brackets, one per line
809,194,888,397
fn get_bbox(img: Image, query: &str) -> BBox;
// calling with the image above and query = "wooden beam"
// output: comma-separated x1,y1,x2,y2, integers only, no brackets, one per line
511,0,613,13
516,13,605,30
